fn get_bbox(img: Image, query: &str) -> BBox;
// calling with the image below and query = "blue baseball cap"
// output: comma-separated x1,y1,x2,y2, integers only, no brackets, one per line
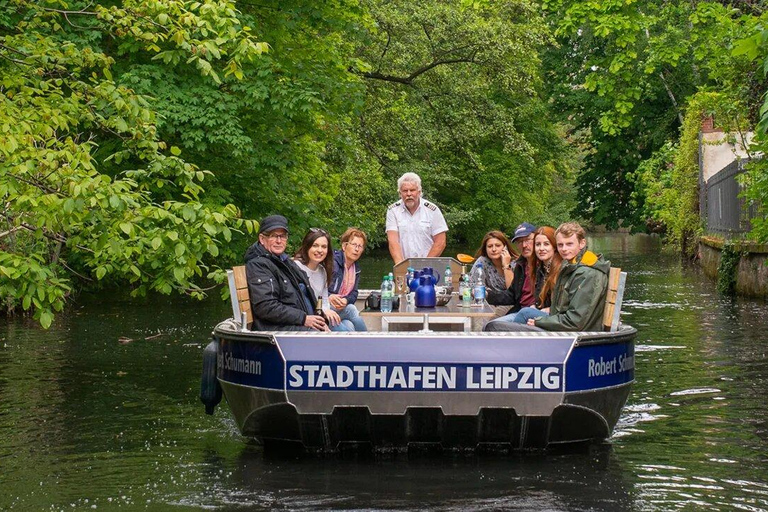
512,222,536,241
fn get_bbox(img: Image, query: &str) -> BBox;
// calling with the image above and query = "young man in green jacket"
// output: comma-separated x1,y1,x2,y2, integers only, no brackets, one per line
484,222,610,332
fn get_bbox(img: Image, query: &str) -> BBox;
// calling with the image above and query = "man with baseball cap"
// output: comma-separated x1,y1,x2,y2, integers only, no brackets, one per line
486,222,537,316
244,214,329,331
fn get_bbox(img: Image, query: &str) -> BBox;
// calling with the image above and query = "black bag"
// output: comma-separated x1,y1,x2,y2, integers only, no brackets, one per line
366,292,381,310
366,292,399,311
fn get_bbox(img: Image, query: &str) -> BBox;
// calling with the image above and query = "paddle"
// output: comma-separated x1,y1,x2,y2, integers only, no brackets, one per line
456,253,475,264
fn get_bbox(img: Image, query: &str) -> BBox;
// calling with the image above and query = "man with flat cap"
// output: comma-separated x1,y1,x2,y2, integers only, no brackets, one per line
485,222,537,316
244,214,328,331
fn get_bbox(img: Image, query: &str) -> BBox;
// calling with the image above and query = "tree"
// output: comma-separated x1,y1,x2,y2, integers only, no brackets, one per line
541,0,759,231
356,0,576,244
0,0,262,327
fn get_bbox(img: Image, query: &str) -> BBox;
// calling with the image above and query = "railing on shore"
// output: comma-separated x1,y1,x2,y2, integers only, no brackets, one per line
700,158,759,237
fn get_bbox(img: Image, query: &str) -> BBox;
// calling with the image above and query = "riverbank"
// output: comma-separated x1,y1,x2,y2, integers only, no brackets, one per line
699,236,768,298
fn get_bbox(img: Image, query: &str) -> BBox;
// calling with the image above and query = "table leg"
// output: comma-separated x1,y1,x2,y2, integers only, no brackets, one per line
419,313,431,333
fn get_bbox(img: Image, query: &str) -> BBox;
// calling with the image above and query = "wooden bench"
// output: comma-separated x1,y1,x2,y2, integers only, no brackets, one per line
227,265,251,330
602,267,627,332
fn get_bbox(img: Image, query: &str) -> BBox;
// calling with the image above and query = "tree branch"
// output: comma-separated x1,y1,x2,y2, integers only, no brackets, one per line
0,226,24,239
361,56,477,85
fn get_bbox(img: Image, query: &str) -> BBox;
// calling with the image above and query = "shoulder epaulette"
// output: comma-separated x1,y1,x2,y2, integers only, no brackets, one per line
387,201,402,210
580,251,599,266
423,201,437,211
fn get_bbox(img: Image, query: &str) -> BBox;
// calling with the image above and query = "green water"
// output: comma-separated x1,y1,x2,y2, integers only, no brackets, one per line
2,234,768,511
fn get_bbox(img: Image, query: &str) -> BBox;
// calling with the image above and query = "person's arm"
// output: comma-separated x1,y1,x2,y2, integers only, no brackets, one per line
501,249,514,287
426,231,447,257
342,266,360,305
385,207,404,264
328,294,346,309
486,262,521,306
387,230,404,264
535,270,605,331
247,261,307,326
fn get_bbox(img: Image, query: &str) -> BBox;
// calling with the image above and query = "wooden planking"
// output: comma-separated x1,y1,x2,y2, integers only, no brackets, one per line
602,267,622,331
229,265,252,325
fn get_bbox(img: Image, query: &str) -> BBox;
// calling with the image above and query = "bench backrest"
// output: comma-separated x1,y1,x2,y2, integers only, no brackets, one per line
227,266,252,328
602,267,627,332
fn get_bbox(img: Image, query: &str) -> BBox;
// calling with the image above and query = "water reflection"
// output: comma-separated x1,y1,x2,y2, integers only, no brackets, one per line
2,234,768,511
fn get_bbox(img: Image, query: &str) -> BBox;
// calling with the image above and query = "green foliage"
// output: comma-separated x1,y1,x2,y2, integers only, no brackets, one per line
357,0,575,243
732,16,768,243
541,0,760,232
717,241,741,295
0,0,261,327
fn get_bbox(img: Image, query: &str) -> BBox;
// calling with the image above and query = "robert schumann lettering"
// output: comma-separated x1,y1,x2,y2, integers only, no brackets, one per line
287,364,562,392
219,351,262,375
587,354,634,378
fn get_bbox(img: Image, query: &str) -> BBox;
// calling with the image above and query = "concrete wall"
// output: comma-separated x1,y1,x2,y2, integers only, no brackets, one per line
699,237,768,298
700,131,753,183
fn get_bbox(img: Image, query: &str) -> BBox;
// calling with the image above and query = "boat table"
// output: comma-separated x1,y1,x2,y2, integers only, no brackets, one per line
361,298,496,332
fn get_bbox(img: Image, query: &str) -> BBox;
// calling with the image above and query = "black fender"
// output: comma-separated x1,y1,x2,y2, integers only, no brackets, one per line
200,337,222,415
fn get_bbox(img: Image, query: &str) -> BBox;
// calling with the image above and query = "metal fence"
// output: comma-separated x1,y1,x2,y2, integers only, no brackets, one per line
701,159,759,237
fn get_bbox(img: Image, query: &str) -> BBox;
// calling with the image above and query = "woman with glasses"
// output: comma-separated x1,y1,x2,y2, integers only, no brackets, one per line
294,229,353,332
328,228,368,331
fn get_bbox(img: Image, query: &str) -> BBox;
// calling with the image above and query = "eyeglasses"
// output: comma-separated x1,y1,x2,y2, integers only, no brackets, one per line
266,232,288,240
309,227,328,235
345,242,364,250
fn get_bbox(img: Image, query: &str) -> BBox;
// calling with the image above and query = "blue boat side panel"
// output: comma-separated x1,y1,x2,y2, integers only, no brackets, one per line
218,339,285,389
276,335,577,393
275,335,576,364
565,341,635,392
287,362,564,392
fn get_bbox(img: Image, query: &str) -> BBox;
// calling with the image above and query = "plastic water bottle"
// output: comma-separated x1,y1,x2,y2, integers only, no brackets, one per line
444,265,453,290
472,264,486,307
406,267,414,287
459,273,471,307
381,275,393,313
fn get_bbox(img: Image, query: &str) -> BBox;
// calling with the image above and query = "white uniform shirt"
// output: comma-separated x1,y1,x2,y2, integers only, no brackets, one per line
385,197,448,260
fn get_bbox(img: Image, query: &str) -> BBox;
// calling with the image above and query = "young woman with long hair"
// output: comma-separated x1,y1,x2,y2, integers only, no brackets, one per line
511,226,562,323
485,226,562,327
294,228,353,331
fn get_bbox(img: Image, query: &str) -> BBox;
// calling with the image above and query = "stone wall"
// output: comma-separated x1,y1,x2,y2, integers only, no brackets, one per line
699,236,768,298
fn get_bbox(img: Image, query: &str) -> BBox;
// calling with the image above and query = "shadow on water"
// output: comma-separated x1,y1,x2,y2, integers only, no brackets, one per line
186,442,634,511
2,234,768,510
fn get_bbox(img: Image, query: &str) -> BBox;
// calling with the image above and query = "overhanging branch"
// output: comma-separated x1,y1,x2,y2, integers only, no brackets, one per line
361,56,477,85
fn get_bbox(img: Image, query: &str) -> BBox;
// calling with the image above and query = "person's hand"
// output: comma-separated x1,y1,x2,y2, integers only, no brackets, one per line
527,318,536,326
329,294,347,309
324,308,342,327
304,315,328,331
501,248,512,267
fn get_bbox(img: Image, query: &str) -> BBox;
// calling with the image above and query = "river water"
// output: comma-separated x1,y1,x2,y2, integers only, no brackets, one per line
1,234,768,511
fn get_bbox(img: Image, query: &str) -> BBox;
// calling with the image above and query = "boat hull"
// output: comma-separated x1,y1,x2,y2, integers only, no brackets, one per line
211,322,636,452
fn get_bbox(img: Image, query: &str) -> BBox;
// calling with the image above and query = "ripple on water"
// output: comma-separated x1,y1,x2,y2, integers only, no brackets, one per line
669,388,721,396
